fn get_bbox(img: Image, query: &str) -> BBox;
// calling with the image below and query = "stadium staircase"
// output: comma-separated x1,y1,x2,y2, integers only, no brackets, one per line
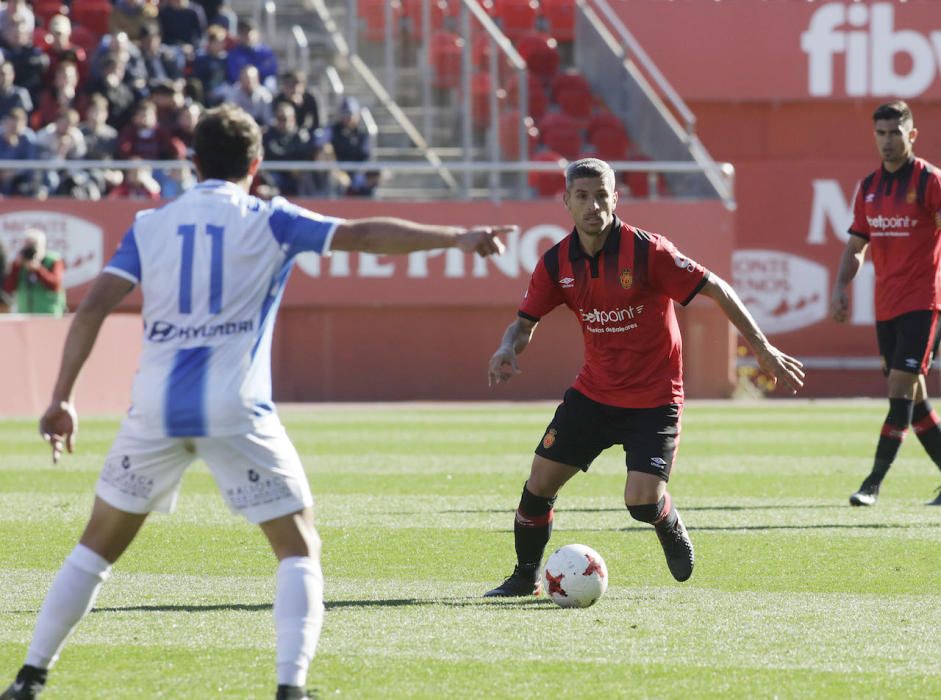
232,0,732,205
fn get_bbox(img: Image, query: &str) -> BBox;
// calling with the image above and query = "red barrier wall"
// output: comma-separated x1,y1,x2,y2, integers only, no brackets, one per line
616,1,941,396
0,198,737,414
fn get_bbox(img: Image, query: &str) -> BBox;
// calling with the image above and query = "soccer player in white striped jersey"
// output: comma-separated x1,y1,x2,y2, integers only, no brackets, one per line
1,105,511,700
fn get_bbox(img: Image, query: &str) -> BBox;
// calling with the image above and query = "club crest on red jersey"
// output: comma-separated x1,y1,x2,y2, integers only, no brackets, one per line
907,189,917,204
619,268,633,289
542,428,557,449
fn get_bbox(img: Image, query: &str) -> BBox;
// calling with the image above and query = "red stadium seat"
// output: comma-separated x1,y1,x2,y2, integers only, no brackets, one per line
32,27,50,50
359,0,403,42
539,111,582,160
516,32,560,81
494,0,539,41
586,111,627,141
430,31,464,89
556,87,592,119
506,72,548,120
72,1,112,37
550,70,591,102
69,24,100,54
470,72,494,129
402,0,453,40
499,109,539,160
33,1,65,27
528,150,567,198
590,126,630,161
540,0,575,42
472,34,492,71
624,155,669,198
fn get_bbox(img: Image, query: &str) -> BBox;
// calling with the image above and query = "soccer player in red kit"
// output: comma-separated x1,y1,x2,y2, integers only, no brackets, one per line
483,158,804,596
831,100,941,507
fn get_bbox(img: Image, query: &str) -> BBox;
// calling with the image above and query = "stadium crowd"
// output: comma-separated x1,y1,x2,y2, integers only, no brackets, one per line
0,0,376,201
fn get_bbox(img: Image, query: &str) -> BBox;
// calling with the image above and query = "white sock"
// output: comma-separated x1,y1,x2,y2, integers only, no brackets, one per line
274,555,325,687
25,544,112,669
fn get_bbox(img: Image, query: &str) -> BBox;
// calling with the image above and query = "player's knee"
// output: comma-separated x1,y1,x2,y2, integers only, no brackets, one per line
626,503,661,523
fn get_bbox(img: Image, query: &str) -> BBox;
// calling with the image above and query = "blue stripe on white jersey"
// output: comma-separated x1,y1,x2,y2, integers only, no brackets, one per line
104,180,343,437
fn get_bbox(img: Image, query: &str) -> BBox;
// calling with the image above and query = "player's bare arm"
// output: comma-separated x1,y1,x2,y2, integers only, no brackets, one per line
699,274,805,394
331,218,514,256
488,316,538,387
40,272,135,463
830,235,868,323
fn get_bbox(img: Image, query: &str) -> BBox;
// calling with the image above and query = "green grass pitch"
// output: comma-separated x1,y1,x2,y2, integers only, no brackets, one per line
2,401,940,699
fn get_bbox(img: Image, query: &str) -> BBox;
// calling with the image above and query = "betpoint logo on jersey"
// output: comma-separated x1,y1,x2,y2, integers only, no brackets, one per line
801,3,941,97
580,306,644,333
146,319,255,343
866,214,915,231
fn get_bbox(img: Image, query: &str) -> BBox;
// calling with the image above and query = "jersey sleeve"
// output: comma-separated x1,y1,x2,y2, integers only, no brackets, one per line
268,197,345,258
645,234,710,306
848,181,870,240
103,226,141,284
518,256,564,321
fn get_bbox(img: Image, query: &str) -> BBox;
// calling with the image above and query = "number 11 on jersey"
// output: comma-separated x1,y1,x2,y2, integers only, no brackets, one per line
178,224,225,314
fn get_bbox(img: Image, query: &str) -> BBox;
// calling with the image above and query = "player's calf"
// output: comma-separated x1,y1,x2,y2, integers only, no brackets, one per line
627,493,694,582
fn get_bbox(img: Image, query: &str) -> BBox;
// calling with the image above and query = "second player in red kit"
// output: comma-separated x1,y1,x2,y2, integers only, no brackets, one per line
484,158,804,597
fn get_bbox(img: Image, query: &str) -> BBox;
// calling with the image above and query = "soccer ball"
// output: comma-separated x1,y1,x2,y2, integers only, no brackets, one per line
543,544,608,608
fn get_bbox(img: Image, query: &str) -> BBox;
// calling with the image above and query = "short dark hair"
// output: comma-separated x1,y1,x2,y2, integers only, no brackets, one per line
565,157,615,191
193,104,262,181
873,100,913,125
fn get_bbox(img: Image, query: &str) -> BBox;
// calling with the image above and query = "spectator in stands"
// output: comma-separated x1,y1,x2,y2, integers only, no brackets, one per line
273,69,321,132
191,24,229,106
172,101,202,155
158,163,196,198
87,55,140,132
0,61,32,119
89,32,148,92
136,22,185,89
116,98,186,161
224,64,272,125
107,159,161,200
150,79,185,125
262,101,320,196
36,107,101,199
158,0,206,54
0,240,8,311
0,106,38,196
1,19,48,104
0,0,34,38
326,96,378,197
2,229,66,315
110,0,159,41
80,94,122,196
43,15,89,89
196,0,237,33
226,18,278,91
35,60,84,130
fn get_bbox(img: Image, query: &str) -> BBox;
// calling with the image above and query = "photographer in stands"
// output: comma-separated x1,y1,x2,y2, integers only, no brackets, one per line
2,229,66,315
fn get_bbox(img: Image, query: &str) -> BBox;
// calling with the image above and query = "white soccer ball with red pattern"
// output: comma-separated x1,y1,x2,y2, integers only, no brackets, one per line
543,544,608,608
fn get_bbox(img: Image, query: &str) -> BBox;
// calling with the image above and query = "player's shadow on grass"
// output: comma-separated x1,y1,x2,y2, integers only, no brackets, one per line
90,599,441,614
438,504,850,516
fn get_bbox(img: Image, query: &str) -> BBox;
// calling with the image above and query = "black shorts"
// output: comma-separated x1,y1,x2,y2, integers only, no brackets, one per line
534,388,681,481
875,310,941,376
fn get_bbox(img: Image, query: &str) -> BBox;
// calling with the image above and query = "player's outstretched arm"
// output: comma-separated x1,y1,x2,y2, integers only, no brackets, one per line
488,316,538,387
698,274,805,394
830,235,868,323
331,217,514,256
40,272,135,463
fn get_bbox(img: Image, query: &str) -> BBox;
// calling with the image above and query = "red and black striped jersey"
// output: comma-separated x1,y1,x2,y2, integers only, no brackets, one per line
519,218,709,408
849,156,941,321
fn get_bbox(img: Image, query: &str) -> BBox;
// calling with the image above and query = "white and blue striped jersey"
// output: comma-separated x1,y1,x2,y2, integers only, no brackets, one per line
104,179,343,437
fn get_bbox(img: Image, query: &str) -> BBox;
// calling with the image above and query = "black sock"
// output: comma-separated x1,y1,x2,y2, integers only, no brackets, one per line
514,484,556,573
627,493,676,531
912,400,941,472
866,398,913,487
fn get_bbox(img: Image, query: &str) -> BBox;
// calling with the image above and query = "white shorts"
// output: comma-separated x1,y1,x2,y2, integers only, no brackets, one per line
96,419,313,524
